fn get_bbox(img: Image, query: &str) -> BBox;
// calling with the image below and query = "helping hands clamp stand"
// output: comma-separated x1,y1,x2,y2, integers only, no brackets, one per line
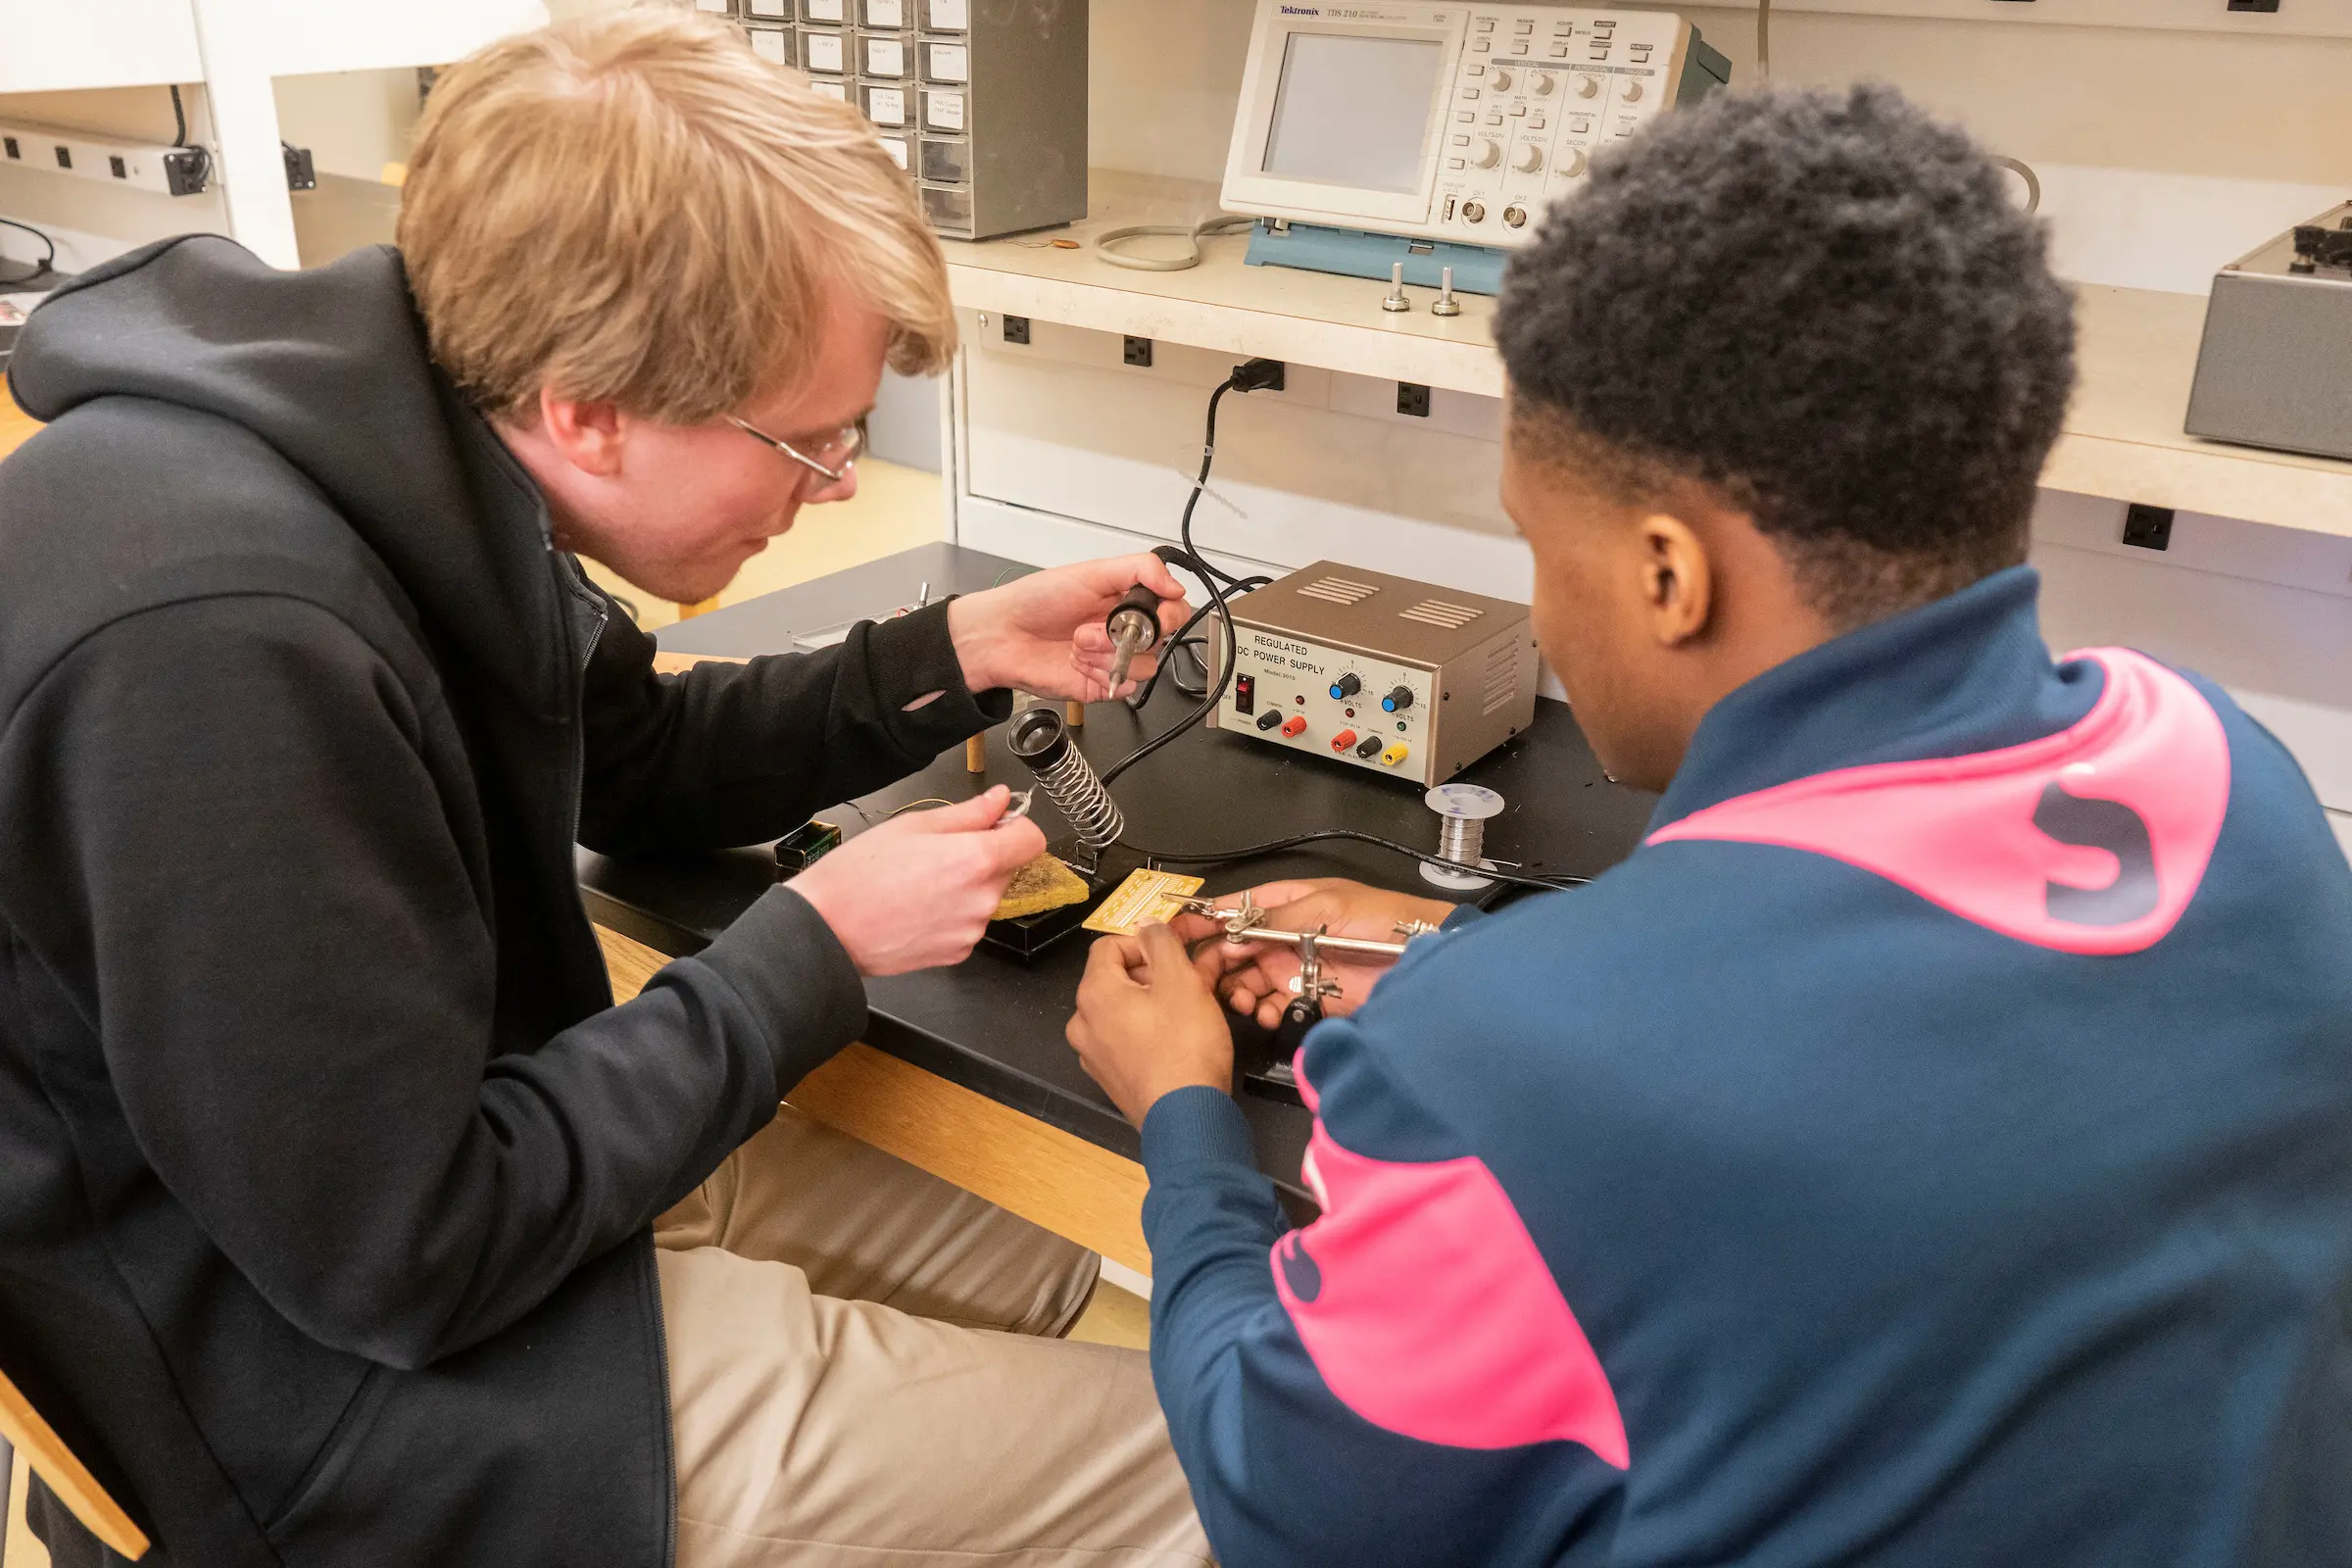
1176,892,1441,1103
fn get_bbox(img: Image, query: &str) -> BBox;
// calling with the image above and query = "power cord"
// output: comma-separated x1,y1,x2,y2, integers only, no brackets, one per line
0,218,58,287
1096,215,1258,272
168,84,215,192
1124,575,1271,710
1124,827,1590,895
1097,358,1285,787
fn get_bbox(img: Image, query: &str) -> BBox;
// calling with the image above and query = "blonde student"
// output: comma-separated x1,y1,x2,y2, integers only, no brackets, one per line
0,13,1207,1565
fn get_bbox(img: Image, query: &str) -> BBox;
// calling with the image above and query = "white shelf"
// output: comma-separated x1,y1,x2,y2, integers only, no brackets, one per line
943,172,2352,542
0,1,202,93
941,173,1505,402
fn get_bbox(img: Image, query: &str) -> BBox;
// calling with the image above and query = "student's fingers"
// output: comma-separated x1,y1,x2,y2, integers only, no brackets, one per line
979,815,1051,878
1079,931,1147,999
893,785,1008,832
1136,922,1201,989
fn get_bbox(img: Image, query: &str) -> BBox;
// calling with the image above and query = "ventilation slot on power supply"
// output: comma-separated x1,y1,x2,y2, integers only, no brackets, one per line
1297,576,1380,606
1480,643,1518,715
1400,599,1484,630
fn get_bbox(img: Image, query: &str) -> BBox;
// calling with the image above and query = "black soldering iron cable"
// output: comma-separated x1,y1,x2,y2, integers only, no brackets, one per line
1125,575,1271,710
1100,371,1254,786
1121,827,1590,895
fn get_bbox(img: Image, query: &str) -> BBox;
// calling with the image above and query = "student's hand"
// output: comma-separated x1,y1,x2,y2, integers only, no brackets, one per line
1068,925,1236,1127
786,788,1048,975
947,554,1192,702
1172,879,1455,1029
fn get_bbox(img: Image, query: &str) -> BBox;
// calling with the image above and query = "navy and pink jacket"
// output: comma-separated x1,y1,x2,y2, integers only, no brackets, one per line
1139,567,2352,1567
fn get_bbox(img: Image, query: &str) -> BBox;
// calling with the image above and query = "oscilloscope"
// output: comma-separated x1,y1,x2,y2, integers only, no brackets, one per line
1221,2,1729,292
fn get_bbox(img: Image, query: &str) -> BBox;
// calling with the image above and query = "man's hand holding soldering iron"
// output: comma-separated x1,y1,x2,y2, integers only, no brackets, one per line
1069,879,1449,1125
790,553,1190,975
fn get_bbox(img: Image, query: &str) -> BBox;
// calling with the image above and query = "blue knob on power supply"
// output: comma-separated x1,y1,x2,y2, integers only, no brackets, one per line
1381,686,1414,712
1329,672,1361,700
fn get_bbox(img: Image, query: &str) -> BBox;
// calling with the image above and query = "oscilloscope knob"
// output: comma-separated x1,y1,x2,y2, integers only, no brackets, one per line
1574,74,1600,98
1490,68,1514,91
1511,143,1544,173
1622,78,1645,102
1531,72,1556,95
1471,139,1502,170
1560,148,1588,176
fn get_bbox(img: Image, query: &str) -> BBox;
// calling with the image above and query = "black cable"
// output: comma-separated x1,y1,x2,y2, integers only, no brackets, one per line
1163,638,1211,699
0,218,58,286
1099,364,1283,786
1122,827,1589,895
1124,574,1270,711
167,84,214,191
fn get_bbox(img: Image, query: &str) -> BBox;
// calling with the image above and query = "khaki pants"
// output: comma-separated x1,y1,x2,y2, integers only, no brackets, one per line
653,1107,1213,1567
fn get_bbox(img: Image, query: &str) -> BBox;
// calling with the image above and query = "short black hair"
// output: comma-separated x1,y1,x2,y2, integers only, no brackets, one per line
1496,83,2075,630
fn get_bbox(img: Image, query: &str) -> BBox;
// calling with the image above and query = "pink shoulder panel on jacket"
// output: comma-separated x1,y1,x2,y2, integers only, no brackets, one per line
1645,649,2230,956
1270,1063,1630,1465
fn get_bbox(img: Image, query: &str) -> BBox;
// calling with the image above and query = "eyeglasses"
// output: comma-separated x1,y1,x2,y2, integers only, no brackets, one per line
729,416,865,486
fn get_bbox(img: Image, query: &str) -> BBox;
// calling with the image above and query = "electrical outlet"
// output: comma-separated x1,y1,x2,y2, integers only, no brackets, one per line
1396,382,1432,417
1123,335,1153,368
1002,315,1030,345
2123,503,2175,551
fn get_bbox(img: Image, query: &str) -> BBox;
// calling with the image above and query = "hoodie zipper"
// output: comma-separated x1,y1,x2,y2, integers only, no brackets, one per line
557,558,676,1566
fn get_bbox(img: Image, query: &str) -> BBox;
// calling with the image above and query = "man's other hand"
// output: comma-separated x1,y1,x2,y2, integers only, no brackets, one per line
1172,879,1454,1031
787,787,1048,975
1069,925,1235,1128
947,554,1191,702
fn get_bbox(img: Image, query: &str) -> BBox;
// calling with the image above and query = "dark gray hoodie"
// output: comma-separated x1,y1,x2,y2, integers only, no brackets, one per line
0,235,1004,1565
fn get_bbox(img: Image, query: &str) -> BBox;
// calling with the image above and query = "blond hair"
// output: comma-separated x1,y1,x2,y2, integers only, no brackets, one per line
397,7,955,424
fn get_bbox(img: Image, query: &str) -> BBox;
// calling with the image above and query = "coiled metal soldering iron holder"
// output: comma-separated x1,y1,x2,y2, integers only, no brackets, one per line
978,706,1119,962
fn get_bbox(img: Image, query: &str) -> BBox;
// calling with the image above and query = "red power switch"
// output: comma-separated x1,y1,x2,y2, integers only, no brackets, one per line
1330,728,1359,753
1280,714,1308,738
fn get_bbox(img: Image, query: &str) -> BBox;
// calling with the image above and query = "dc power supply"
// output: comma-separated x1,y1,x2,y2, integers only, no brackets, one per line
1207,563,1540,788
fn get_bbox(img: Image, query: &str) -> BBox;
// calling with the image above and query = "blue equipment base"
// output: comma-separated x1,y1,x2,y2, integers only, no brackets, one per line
1243,221,1507,296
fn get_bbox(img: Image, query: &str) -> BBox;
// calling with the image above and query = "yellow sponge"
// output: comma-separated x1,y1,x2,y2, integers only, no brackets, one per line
995,854,1093,921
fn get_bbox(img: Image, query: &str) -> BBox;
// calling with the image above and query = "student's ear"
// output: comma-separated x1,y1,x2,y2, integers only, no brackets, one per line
535,389,628,479
1635,513,1713,647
